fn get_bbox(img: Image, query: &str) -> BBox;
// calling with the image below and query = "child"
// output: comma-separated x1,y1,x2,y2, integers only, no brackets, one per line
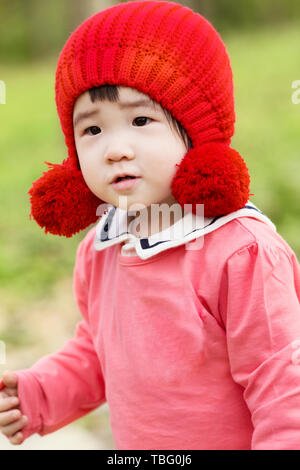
1,0,300,450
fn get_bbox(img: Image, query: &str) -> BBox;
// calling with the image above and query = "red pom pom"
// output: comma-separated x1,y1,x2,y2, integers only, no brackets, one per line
171,143,250,218
28,162,103,237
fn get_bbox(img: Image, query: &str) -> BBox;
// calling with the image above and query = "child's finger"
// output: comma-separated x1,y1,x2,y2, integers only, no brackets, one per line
0,396,19,413
1,371,18,390
0,416,27,438
0,409,21,427
9,431,23,445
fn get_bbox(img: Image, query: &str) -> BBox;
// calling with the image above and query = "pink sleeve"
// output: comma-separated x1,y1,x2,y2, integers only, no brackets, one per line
220,241,300,450
15,237,106,441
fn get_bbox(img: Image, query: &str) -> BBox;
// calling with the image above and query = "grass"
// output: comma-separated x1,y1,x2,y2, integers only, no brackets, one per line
227,22,300,248
0,59,89,309
0,21,299,312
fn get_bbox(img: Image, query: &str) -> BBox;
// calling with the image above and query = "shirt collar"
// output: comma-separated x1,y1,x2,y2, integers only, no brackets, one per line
94,201,276,260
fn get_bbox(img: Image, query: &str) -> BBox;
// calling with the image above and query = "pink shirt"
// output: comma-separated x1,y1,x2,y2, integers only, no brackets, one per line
11,204,300,449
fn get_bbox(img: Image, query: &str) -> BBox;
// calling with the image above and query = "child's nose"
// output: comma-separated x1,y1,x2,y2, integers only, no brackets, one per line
104,145,135,163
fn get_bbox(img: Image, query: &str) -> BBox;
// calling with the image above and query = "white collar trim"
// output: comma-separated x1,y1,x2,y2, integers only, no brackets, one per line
94,201,276,260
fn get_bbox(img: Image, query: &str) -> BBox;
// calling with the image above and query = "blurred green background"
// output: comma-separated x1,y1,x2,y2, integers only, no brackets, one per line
1,0,300,334
0,0,299,448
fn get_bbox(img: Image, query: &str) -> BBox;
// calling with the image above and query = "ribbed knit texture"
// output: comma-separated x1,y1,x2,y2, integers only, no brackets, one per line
55,0,235,167
28,0,251,237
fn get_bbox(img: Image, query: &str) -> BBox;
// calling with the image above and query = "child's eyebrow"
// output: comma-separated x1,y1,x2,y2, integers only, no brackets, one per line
73,99,157,128
74,110,99,128
118,98,156,110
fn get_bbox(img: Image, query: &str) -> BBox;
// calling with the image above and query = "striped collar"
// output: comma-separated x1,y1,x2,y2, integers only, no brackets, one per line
94,201,276,260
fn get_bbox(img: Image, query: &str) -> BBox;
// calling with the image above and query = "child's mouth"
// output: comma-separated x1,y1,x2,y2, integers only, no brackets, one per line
115,175,136,182
111,176,141,191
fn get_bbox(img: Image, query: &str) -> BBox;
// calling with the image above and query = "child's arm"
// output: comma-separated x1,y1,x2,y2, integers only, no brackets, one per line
11,235,106,442
14,318,106,442
220,240,300,450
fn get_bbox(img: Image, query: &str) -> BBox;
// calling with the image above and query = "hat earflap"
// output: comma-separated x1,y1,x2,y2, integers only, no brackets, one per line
28,160,102,237
171,142,251,218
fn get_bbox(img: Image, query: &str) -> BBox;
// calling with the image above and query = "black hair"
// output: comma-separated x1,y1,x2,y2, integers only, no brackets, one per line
88,85,192,150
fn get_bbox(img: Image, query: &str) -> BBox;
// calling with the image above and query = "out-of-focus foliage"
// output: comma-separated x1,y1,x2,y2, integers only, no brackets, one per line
195,0,300,32
1,1,298,444
1,0,300,63
0,20,299,311
0,2,299,311
0,0,91,63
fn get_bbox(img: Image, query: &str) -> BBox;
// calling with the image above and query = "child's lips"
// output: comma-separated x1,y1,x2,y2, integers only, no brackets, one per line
111,176,141,191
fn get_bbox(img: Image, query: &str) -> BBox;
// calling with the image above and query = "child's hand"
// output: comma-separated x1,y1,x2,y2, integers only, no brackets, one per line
0,371,28,445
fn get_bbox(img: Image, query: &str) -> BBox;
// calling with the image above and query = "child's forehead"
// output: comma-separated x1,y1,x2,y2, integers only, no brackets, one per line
116,86,150,100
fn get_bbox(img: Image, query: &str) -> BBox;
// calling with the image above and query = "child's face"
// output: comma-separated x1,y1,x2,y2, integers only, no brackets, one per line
73,86,187,212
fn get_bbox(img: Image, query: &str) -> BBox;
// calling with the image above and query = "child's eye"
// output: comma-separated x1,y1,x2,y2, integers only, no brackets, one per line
84,126,101,136
133,117,152,126
83,118,152,136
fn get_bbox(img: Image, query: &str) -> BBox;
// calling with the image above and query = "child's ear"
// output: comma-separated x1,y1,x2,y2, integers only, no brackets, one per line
171,142,251,218
28,160,102,237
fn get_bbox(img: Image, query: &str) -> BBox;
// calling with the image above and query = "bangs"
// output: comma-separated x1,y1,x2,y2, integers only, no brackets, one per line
88,85,192,149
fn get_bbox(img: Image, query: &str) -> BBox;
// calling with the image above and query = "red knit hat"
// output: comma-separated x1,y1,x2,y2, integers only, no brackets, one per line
29,0,250,237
